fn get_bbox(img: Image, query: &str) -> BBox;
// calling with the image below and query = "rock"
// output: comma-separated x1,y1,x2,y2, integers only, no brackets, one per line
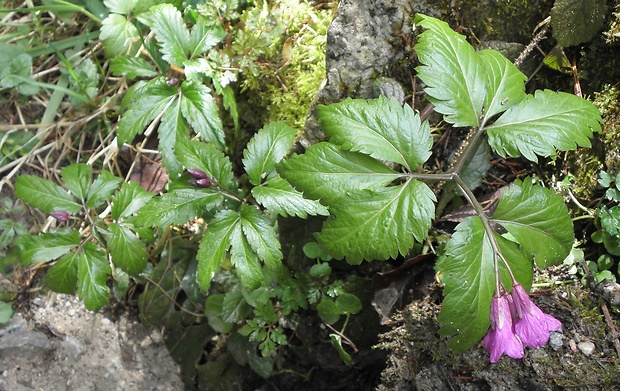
577,341,596,356
0,329,54,359
548,331,564,350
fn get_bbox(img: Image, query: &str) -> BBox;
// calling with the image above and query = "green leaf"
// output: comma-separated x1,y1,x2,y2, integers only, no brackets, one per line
317,97,432,170
491,178,574,268
460,139,492,191
144,4,191,66
111,182,155,220
189,16,226,59
414,14,486,127
240,205,282,273
86,171,123,209
44,250,79,294
109,56,158,80
599,205,620,236
0,52,39,96
335,293,362,315
139,257,190,326
107,223,148,275
103,0,138,14
204,294,234,333
0,301,13,324
243,122,298,186
251,177,329,218
15,175,81,214
77,242,111,311
176,139,236,191
551,0,607,47
221,286,250,323
136,188,223,227
317,297,340,324
116,78,177,146
197,210,240,290
316,179,436,264
437,217,533,353
99,14,140,58
478,49,527,120
158,95,187,176
230,224,263,290
61,163,91,201
16,230,81,264
278,142,401,205
485,90,601,162
330,334,352,366
180,80,224,149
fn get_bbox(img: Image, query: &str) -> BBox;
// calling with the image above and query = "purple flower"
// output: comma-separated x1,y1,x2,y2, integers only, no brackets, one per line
483,294,524,363
511,284,562,348
49,211,69,222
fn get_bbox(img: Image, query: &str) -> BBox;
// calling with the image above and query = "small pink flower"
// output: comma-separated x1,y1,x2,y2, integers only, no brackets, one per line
511,284,562,348
483,294,524,363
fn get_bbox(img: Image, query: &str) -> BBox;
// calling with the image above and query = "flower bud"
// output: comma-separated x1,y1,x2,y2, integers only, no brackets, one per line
188,178,213,188
187,168,207,180
49,211,70,222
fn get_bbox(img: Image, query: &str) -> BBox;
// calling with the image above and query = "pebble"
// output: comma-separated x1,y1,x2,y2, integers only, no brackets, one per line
548,332,564,350
577,341,595,356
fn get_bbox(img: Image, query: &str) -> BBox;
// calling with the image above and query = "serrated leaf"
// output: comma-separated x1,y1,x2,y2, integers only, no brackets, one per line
86,171,123,209
491,178,574,268
111,182,155,220
222,286,250,323
144,4,191,66
103,0,138,14
158,95,187,176
107,223,148,275
437,217,533,353
61,163,91,201
109,56,158,80
16,230,81,264
317,97,432,170
230,224,263,290
278,142,401,205
77,242,111,311
240,205,282,273
116,79,177,146
100,14,140,58
136,188,223,227
197,210,240,290
243,122,298,186
485,89,601,162
15,175,81,214
551,0,607,47
251,177,329,218
189,17,226,59
414,14,486,127
316,179,436,264
478,49,527,120
180,80,224,149
176,139,236,191
44,251,79,294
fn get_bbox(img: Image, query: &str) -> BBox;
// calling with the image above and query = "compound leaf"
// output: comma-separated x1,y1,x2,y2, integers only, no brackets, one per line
107,223,148,275
197,210,240,290
414,14,486,127
189,17,226,59
437,217,533,353
86,171,123,209
317,96,432,170
136,188,223,227
240,204,282,273
15,175,81,214
176,139,236,191
44,250,79,294
16,230,81,265
243,122,298,186
61,163,91,201
478,49,527,120
180,80,224,149
251,177,329,218
316,179,435,264
77,242,111,311
278,142,401,205
99,14,140,58
485,89,601,162
111,182,155,220
491,178,574,268
144,4,191,66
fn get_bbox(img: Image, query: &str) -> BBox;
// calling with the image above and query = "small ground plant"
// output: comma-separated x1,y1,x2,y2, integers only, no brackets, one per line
7,5,602,383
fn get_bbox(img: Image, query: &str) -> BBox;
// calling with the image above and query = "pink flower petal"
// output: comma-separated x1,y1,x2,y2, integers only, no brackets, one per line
511,284,562,348
484,294,524,363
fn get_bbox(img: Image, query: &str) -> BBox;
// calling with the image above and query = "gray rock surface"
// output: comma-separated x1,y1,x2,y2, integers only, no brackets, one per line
0,294,182,391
